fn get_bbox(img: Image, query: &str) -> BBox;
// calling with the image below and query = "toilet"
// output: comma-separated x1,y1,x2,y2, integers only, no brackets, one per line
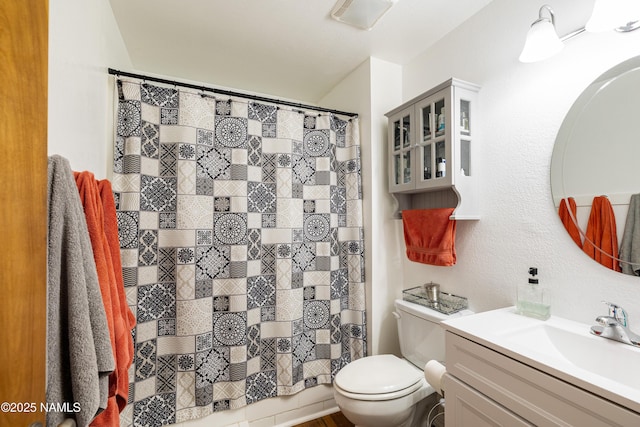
333,298,468,427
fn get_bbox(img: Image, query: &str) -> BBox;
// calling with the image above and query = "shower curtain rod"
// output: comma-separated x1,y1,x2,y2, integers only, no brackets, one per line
108,68,358,118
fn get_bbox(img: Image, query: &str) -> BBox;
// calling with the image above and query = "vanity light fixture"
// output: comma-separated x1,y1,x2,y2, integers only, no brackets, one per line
519,5,565,63
330,0,398,31
586,0,640,33
520,2,640,63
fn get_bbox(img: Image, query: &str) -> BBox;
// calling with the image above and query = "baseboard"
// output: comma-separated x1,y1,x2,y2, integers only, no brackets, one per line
273,406,341,427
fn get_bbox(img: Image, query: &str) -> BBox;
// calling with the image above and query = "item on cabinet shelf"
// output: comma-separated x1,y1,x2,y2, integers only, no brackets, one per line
437,108,445,134
461,111,469,132
516,267,550,320
436,157,446,178
403,286,468,315
424,166,432,180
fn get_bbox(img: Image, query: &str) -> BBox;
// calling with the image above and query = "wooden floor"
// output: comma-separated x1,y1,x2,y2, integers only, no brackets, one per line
292,411,354,427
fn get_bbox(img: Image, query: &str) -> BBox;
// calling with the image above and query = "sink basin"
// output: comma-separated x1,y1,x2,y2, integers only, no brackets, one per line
442,307,640,413
498,322,640,390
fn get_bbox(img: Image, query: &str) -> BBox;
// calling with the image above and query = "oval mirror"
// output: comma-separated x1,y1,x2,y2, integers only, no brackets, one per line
551,55,640,276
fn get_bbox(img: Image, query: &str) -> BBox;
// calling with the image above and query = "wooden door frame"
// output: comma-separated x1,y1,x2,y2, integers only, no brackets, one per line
0,1,48,426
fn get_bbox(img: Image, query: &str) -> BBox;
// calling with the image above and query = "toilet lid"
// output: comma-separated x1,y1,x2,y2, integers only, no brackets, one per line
334,354,422,395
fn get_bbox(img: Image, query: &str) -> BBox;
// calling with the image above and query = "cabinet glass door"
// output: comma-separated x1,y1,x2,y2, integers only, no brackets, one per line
421,104,432,142
391,111,413,189
434,98,446,137
394,153,401,185
417,99,437,186
402,150,411,184
460,99,471,135
415,92,449,189
418,102,433,184
393,119,401,151
402,115,411,148
434,96,447,181
393,114,411,150
435,140,446,178
421,143,433,181
393,150,412,185
461,140,471,176
459,97,472,176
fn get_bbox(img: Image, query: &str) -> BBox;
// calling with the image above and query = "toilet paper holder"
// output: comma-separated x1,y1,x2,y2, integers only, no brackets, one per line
424,359,447,396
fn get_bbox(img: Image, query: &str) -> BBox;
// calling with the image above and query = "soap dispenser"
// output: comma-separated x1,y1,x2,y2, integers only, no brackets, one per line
516,267,550,320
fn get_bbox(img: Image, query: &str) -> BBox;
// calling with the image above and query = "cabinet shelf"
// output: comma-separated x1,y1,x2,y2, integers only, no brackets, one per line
386,78,480,219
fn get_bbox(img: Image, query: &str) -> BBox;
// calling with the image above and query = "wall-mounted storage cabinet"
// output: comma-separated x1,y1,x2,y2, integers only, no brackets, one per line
386,78,480,219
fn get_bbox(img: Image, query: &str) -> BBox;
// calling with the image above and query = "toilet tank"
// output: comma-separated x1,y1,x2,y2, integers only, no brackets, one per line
394,298,469,368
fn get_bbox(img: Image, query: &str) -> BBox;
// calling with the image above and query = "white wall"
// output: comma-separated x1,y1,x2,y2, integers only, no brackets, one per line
48,0,132,177
395,0,640,325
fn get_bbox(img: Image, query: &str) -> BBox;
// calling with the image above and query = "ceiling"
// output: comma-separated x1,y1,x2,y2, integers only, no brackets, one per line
109,0,494,103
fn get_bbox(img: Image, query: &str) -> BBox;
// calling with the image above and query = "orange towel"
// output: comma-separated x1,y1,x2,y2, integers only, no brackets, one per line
75,172,135,426
402,208,456,266
98,179,136,413
583,196,621,272
558,197,582,248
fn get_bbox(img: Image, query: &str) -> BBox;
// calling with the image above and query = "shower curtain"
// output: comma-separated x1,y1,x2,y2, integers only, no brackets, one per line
112,81,366,426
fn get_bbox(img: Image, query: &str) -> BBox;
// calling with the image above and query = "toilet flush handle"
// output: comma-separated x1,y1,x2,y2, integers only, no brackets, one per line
392,311,401,319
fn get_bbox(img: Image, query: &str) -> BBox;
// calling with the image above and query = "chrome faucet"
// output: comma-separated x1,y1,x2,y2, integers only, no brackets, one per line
604,301,628,327
590,301,640,347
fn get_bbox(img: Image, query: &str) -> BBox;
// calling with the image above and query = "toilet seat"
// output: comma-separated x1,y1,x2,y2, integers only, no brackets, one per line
334,354,424,401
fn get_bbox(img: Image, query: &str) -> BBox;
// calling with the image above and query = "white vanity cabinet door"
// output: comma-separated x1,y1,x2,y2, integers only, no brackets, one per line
445,374,532,427
445,331,640,426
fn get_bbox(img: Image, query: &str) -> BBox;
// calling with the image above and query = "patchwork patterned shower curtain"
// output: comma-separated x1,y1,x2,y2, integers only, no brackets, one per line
112,81,366,426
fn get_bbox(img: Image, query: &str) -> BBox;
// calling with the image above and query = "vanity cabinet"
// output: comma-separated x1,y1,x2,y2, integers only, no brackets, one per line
386,79,479,219
444,331,640,426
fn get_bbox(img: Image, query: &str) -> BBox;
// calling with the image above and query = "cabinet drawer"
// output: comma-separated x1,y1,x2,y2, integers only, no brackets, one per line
446,331,640,426
445,374,532,427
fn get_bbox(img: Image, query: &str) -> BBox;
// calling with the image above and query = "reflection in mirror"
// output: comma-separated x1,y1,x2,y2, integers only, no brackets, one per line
551,55,640,276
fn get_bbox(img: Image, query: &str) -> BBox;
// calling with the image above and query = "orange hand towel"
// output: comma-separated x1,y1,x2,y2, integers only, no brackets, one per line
583,196,621,272
558,197,582,248
402,208,456,266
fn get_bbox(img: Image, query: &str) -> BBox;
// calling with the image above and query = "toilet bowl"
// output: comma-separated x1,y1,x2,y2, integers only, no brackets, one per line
333,354,434,427
333,298,471,427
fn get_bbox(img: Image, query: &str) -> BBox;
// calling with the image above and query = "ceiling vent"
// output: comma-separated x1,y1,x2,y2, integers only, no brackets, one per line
330,0,398,31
